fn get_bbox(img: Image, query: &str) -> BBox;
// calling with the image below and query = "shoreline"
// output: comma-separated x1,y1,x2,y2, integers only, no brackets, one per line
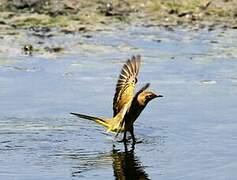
0,0,236,56
0,0,236,31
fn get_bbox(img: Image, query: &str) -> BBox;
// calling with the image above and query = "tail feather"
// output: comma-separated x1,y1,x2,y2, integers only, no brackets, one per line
70,112,109,128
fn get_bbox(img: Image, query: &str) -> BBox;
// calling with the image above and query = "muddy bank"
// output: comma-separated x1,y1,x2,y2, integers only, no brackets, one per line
0,0,236,56
0,0,237,30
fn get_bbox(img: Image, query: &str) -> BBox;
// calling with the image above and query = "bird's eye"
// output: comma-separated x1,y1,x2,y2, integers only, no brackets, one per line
146,95,153,100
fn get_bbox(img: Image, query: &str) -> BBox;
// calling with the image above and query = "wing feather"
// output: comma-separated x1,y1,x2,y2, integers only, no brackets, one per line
113,55,141,117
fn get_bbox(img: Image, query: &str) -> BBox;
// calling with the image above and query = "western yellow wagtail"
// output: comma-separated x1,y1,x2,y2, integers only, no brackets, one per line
71,55,163,143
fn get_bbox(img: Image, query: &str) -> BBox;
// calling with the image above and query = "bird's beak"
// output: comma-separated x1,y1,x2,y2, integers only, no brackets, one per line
153,93,163,98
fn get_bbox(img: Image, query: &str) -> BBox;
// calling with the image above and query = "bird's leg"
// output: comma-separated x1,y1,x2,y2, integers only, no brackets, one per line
117,131,127,143
129,126,136,144
124,141,128,152
123,131,127,142
129,126,143,144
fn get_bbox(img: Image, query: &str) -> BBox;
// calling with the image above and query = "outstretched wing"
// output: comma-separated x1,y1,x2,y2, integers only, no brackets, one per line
113,55,141,117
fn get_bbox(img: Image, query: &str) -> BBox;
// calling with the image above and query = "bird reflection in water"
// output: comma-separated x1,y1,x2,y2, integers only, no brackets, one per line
71,143,150,179
111,144,150,180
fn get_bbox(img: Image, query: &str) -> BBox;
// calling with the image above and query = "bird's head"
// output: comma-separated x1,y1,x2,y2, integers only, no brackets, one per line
138,91,163,106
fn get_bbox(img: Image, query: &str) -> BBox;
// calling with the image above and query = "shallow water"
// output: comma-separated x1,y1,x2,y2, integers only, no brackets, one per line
0,26,237,180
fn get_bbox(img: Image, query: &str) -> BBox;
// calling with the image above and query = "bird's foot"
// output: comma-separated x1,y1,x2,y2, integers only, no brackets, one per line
134,139,143,144
131,138,143,145
117,137,143,144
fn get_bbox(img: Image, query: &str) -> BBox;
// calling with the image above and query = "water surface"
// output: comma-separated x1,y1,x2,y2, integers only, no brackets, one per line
0,26,237,180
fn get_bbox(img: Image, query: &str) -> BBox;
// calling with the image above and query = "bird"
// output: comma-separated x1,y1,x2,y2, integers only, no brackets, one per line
70,55,163,144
